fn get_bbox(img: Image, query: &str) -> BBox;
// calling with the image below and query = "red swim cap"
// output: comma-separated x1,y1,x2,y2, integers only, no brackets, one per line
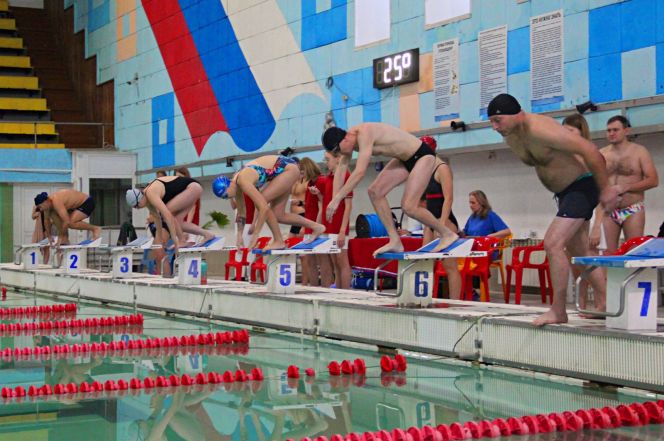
420,136,437,151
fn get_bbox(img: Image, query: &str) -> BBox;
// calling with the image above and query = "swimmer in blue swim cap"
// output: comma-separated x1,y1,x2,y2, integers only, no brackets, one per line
213,154,324,250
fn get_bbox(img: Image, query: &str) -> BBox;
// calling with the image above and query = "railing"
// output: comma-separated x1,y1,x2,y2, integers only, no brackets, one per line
8,121,114,148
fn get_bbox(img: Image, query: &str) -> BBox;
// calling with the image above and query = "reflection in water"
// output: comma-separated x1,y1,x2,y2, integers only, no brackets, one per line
0,295,660,441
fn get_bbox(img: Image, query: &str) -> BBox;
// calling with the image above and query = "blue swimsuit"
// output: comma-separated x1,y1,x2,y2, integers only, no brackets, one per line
247,156,297,188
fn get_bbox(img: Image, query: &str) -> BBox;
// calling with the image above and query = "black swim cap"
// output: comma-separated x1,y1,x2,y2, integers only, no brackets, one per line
34,192,48,206
321,127,347,151
487,93,522,117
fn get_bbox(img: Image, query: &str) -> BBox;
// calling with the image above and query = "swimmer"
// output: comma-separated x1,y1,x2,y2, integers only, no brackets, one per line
34,189,101,246
212,155,326,250
322,123,458,257
488,94,619,326
126,174,214,252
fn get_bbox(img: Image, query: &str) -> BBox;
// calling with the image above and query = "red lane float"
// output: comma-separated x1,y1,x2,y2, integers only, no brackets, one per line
0,314,145,336
288,401,664,441
380,355,408,373
327,358,367,376
0,367,266,403
0,303,77,318
0,330,250,361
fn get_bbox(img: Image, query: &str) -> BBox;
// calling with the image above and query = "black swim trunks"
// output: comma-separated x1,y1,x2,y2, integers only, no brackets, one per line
402,142,435,172
555,173,598,220
75,196,95,218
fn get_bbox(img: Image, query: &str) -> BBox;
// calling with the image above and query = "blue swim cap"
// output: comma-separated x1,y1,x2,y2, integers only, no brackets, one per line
212,176,231,199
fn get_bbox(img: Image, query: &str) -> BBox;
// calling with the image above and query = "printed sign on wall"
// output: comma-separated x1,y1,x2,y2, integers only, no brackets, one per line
433,38,460,121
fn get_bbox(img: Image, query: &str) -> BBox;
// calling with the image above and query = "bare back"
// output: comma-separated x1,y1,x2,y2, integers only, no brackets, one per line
601,142,651,207
51,189,89,212
504,114,590,193
351,123,423,161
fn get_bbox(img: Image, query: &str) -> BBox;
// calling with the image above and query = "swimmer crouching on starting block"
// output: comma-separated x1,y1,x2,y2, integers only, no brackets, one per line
213,155,326,251
322,123,458,257
125,175,214,253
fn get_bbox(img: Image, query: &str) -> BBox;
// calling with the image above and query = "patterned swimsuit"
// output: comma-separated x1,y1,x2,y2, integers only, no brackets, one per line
247,156,298,188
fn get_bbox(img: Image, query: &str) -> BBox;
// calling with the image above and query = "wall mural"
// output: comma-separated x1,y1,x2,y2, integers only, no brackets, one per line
64,0,664,179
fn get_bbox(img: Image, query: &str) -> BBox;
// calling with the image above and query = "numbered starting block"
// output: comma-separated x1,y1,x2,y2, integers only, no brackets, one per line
374,238,484,307
573,238,664,331
252,237,339,294
109,236,154,279
175,237,232,285
14,239,50,270
58,237,102,274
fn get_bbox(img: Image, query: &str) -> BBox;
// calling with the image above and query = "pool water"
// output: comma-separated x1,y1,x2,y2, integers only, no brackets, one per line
0,290,661,441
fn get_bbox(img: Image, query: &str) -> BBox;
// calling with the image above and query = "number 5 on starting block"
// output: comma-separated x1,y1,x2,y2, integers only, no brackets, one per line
267,256,297,294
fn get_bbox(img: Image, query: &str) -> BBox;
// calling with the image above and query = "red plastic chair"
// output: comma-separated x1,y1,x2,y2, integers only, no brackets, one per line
248,237,272,283
460,236,500,302
505,241,552,304
609,236,652,256
431,237,498,301
225,248,250,281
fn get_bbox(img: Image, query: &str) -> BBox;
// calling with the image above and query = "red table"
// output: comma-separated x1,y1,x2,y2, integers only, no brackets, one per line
348,237,423,273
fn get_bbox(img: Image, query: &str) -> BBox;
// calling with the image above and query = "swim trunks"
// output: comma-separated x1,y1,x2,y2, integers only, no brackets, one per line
74,196,95,218
554,173,598,220
610,201,644,225
402,142,435,172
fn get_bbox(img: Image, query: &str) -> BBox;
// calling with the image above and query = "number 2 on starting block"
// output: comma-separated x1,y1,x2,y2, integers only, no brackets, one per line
64,250,83,274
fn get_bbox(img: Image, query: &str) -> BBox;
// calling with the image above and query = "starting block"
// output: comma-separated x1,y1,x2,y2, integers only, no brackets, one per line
573,238,663,331
175,237,232,285
14,239,50,269
57,238,102,274
109,236,154,279
252,237,339,294
374,238,484,307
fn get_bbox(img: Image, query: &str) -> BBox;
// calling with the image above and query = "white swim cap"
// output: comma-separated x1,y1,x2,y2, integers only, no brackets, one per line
125,188,144,208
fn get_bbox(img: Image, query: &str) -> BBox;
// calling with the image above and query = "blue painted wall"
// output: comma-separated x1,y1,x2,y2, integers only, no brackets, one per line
62,0,664,178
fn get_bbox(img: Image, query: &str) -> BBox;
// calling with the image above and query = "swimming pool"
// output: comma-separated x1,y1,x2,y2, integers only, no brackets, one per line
0,289,661,441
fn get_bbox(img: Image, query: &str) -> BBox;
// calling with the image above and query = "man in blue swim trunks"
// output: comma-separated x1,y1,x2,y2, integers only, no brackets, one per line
322,122,459,257
34,189,101,246
488,94,620,326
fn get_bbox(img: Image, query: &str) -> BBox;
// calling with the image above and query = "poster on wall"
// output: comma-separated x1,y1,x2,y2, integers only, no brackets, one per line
433,38,460,121
530,10,564,109
478,25,507,117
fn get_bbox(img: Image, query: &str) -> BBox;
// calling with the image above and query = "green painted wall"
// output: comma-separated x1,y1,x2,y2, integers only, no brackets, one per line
0,184,13,262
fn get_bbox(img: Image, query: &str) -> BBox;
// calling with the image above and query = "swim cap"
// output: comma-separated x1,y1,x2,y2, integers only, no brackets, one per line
125,188,144,208
212,176,231,199
321,127,347,151
487,93,522,117
34,192,48,206
420,136,437,151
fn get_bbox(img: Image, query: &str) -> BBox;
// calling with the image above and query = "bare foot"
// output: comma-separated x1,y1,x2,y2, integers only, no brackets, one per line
432,233,459,253
372,241,404,258
265,240,286,251
202,231,216,242
533,308,568,326
306,223,326,243
92,227,102,240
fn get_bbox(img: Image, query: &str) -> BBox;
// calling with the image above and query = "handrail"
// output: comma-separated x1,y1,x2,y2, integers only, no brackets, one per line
6,121,114,149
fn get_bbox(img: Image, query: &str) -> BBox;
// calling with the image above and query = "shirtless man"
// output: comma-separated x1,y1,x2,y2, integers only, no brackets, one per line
487,94,619,325
322,123,458,256
34,189,101,246
590,116,658,253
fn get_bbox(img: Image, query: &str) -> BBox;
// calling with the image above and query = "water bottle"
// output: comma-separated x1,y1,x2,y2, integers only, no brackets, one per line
201,260,208,285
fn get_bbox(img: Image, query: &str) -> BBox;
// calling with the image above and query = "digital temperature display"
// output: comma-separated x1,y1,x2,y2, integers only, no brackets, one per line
373,48,419,89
